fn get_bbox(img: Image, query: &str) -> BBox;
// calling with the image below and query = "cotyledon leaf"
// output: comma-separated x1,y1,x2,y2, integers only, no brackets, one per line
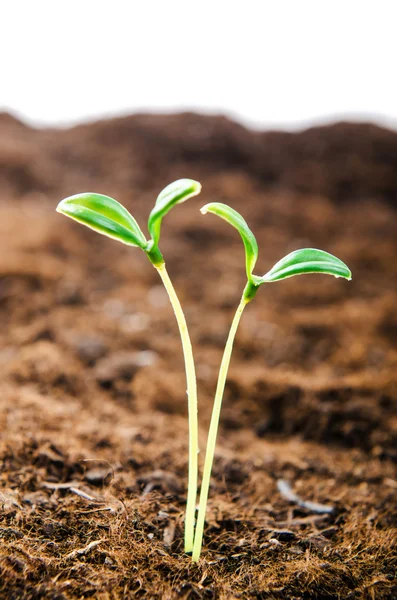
148,179,201,247
200,202,259,283
56,193,147,248
261,248,352,282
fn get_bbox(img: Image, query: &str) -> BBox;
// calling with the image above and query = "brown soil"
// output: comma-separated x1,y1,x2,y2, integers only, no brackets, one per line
0,112,396,599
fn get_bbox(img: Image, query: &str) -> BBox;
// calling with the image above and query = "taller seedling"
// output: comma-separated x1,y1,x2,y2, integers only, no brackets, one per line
57,180,200,553
192,202,352,561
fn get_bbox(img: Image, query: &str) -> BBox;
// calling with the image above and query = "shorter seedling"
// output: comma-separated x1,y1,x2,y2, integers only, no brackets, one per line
191,202,351,561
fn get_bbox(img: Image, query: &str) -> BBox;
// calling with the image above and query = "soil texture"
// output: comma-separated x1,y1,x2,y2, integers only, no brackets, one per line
0,112,396,599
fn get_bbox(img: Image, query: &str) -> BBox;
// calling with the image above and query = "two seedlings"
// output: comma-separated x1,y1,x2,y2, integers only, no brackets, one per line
57,179,351,562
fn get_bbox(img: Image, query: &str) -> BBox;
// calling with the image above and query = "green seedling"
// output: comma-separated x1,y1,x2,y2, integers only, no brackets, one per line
57,183,352,562
191,202,351,562
57,179,201,553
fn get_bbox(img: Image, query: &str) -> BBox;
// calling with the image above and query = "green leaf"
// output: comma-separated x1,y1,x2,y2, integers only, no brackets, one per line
56,193,147,248
261,248,352,282
147,179,201,247
200,202,258,283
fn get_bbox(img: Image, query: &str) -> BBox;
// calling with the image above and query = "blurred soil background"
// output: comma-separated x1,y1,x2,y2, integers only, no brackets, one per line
0,112,396,599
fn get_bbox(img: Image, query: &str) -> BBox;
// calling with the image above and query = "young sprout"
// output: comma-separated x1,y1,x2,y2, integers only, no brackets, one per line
56,179,201,553
192,202,352,562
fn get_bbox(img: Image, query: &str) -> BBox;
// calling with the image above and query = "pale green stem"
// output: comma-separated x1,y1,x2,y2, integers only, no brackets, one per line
155,263,198,553
192,295,248,562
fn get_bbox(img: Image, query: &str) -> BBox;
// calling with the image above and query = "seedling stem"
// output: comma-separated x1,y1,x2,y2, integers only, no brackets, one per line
192,294,248,562
156,263,198,552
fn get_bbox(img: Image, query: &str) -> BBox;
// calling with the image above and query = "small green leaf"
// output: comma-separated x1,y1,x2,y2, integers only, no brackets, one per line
261,248,352,282
147,179,201,247
56,193,147,248
200,202,258,283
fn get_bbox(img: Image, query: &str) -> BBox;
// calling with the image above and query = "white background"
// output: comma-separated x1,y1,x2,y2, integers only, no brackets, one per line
1,0,396,130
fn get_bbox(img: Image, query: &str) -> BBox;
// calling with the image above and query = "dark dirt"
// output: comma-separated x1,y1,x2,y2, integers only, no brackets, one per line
0,112,396,599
